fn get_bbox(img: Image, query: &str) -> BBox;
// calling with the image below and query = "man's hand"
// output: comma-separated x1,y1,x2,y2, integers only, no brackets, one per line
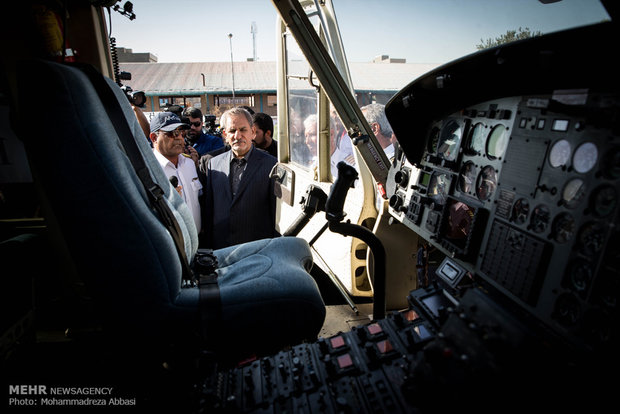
185,145,199,167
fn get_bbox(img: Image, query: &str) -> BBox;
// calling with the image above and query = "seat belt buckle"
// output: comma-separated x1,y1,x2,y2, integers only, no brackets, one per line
193,248,219,278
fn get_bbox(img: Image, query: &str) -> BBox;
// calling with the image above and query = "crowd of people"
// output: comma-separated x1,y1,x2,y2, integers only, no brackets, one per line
146,102,393,249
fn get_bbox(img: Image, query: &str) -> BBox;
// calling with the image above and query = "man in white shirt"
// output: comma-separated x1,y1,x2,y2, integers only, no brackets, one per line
361,103,395,162
330,127,356,180
149,112,203,234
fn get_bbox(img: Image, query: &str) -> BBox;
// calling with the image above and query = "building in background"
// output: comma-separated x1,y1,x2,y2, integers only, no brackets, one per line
118,49,437,122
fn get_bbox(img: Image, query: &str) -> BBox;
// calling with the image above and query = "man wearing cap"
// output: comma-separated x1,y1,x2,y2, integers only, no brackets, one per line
150,112,203,234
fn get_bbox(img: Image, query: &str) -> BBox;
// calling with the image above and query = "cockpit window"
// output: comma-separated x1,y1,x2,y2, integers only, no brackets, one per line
333,0,610,100
286,30,317,168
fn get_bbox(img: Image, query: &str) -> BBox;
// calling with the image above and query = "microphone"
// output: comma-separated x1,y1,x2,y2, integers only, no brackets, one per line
169,175,179,187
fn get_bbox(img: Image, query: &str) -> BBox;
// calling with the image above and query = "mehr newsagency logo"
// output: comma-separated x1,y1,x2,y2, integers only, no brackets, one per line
8,385,136,407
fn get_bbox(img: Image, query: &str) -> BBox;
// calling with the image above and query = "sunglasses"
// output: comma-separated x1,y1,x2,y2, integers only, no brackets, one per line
162,129,185,138
189,121,202,127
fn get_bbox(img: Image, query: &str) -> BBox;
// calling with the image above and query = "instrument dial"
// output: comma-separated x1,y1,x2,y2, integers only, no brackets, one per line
467,122,486,154
530,204,550,233
428,172,451,206
577,221,607,257
572,142,598,174
591,185,617,218
476,166,497,201
437,120,462,161
511,198,530,225
486,124,508,159
458,162,476,194
554,293,581,326
549,139,571,168
552,212,576,244
437,120,463,161
445,200,474,241
567,260,593,294
562,178,586,209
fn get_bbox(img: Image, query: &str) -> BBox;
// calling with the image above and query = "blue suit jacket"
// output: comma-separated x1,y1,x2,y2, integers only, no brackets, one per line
204,146,278,249
193,132,224,156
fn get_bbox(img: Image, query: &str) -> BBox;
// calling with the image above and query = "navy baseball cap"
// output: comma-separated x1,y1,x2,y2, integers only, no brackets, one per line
150,112,190,133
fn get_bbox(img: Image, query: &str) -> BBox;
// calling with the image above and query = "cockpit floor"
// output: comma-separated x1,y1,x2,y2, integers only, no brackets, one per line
318,303,374,338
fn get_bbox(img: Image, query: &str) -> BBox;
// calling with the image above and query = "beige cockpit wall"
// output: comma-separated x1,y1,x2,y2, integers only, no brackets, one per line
273,0,418,308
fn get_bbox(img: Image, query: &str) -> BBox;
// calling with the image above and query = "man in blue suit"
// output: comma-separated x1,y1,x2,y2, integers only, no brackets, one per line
182,107,225,156
203,107,279,249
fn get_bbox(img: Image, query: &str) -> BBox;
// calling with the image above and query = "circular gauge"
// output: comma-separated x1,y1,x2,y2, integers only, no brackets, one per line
446,201,474,241
566,260,593,294
552,212,576,244
476,166,497,201
530,204,550,233
511,198,530,225
458,162,477,194
437,120,462,161
467,123,486,154
549,139,572,168
553,293,580,326
572,142,598,173
486,124,508,159
591,185,617,217
427,127,440,154
428,172,450,206
602,147,620,179
562,178,586,209
577,221,607,256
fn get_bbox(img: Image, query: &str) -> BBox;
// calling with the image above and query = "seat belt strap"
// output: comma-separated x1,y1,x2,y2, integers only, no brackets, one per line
75,63,194,282
194,249,222,336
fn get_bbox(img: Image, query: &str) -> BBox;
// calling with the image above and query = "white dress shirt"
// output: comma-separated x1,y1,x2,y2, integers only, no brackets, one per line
330,135,356,179
153,150,202,233
383,143,395,161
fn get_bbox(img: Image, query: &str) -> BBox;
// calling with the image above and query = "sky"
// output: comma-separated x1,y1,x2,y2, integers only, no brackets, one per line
109,0,610,65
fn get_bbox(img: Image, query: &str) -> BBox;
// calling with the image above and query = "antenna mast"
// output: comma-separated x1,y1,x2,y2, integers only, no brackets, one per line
251,21,258,61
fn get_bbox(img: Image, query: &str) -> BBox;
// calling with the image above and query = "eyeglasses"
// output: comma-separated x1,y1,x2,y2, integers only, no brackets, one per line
189,121,202,127
161,129,185,138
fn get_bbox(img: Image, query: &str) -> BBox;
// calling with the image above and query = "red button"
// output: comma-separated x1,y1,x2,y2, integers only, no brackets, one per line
337,354,353,369
367,323,382,335
405,310,421,321
376,340,393,354
330,335,345,349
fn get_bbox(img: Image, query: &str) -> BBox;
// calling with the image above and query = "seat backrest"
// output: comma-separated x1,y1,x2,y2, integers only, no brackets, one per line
12,59,199,338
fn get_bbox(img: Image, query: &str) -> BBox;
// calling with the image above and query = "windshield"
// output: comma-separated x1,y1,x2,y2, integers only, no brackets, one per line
334,0,609,104
336,0,609,66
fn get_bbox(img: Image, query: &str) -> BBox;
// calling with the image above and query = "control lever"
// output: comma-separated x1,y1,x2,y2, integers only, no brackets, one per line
325,161,358,222
326,162,387,320
283,185,327,237
282,181,357,314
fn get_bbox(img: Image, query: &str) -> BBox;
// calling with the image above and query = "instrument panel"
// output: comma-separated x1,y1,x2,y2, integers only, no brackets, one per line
386,91,619,351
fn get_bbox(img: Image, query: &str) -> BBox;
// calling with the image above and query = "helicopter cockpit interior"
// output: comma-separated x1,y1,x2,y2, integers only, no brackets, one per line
1,1,619,412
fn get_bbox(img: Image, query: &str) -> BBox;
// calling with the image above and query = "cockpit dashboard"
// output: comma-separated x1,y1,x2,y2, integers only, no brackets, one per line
385,21,619,354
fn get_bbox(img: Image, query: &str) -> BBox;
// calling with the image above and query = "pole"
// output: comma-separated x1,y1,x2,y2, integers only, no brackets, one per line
228,33,235,100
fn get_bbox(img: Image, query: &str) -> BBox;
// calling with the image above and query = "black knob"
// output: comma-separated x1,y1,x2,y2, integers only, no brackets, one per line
395,170,409,187
389,194,403,210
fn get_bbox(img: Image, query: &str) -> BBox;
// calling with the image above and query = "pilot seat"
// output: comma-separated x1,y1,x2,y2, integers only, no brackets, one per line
9,59,326,361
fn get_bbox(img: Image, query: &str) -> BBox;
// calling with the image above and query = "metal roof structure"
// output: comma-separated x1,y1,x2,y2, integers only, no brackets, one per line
118,61,439,96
